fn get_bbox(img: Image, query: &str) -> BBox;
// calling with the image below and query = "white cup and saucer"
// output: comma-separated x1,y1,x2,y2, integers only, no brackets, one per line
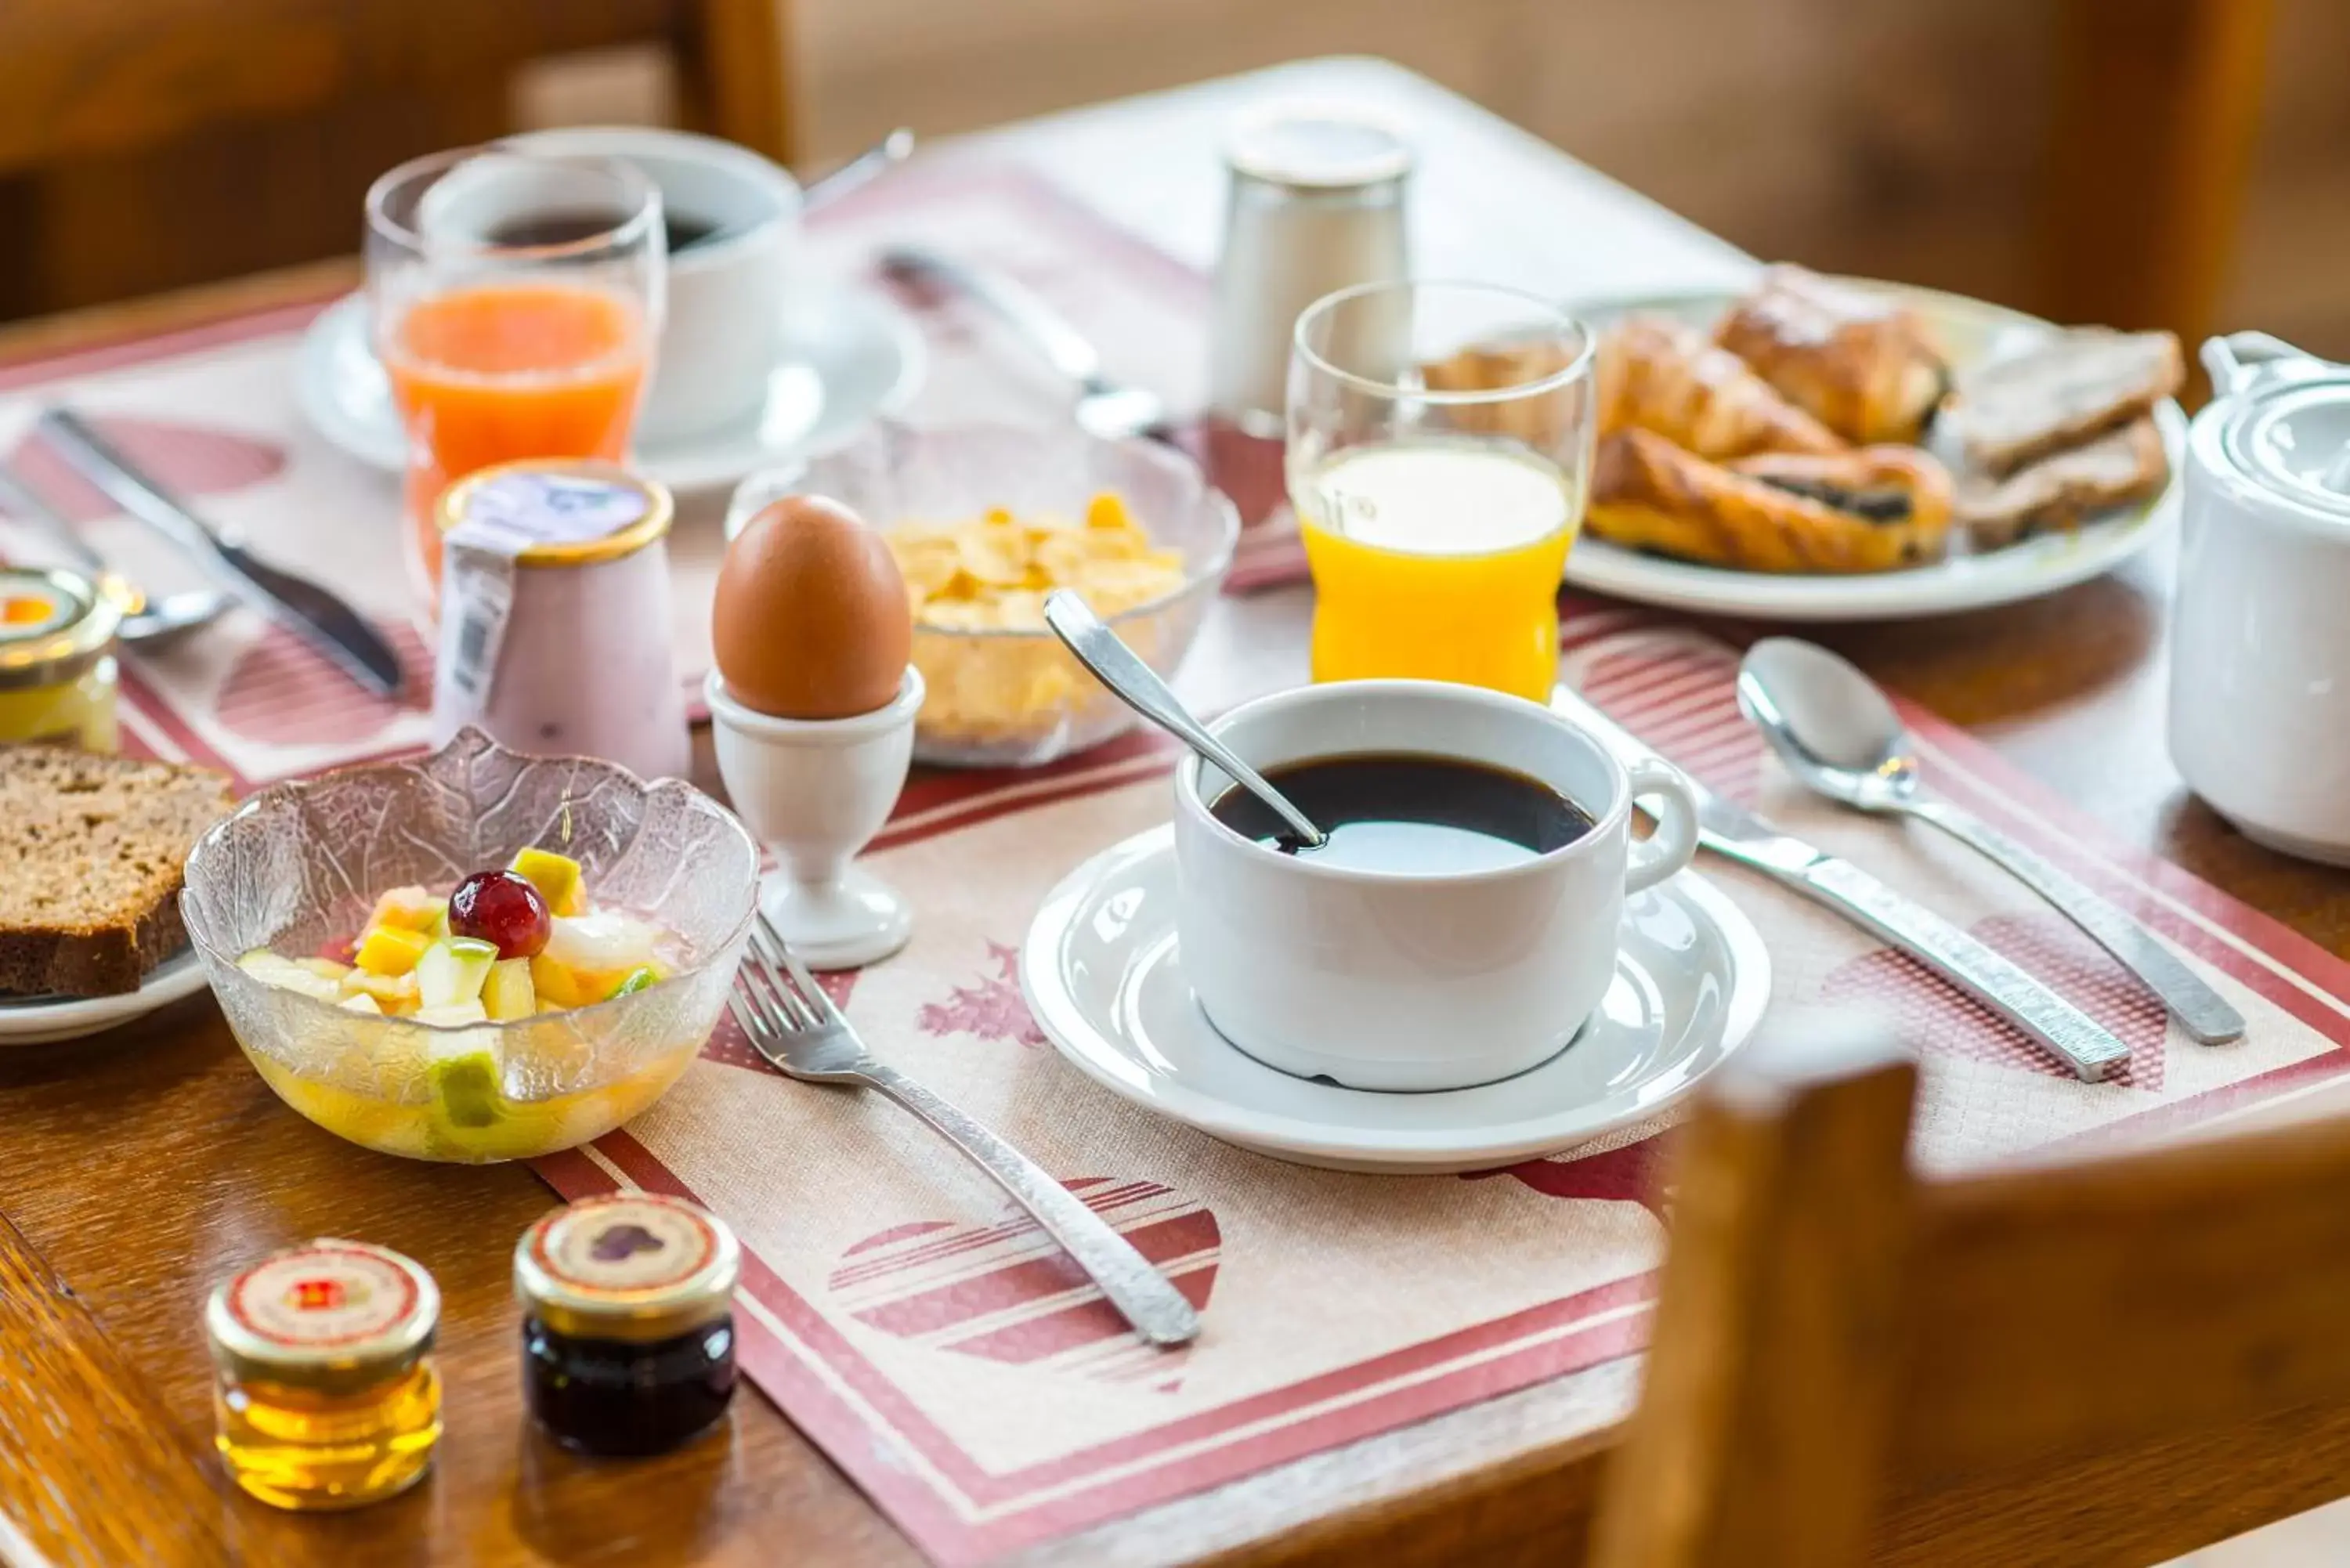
1020,680,1773,1172
297,128,924,493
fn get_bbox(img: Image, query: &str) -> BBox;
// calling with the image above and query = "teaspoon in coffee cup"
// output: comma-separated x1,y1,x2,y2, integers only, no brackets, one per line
1042,588,1328,849
1737,637,2244,1044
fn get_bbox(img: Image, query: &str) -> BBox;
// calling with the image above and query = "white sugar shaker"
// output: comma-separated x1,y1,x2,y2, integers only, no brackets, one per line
1207,106,1412,435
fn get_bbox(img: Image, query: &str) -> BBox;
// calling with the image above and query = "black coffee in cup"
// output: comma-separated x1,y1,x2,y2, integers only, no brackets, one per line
486,211,725,253
1209,753,1593,873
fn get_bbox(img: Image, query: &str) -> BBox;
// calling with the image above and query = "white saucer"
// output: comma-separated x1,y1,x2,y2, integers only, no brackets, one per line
1021,827,1772,1173
0,945,209,1046
296,285,927,493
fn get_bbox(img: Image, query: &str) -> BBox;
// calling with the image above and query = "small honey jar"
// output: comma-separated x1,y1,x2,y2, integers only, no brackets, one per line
206,1239,443,1509
0,566,121,750
514,1193,740,1456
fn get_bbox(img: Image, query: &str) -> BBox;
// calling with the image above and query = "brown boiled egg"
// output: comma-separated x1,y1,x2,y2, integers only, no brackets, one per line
713,495,913,719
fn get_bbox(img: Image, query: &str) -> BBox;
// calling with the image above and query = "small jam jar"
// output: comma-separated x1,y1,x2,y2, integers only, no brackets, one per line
428,460,691,781
206,1239,443,1510
0,566,121,750
514,1193,740,1455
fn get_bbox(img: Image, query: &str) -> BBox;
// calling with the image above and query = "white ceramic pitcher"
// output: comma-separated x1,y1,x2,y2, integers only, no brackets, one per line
2170,332,2350,863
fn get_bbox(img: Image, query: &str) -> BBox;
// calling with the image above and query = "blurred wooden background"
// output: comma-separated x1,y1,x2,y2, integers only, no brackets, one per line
2,0,2345,356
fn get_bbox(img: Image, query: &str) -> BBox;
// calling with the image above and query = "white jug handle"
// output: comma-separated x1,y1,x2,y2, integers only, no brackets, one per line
2201,331,2321,396
1623,757,1701,896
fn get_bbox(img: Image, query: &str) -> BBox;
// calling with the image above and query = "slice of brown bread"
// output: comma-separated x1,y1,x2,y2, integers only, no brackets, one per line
1944,329,2183,476
1955,416,2170,550
0,748,233,997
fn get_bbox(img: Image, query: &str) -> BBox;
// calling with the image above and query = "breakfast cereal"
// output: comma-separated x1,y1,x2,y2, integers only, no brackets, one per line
884,492,1188,746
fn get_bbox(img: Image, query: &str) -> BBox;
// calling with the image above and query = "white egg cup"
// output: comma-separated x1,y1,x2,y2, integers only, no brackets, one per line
705,667,923,968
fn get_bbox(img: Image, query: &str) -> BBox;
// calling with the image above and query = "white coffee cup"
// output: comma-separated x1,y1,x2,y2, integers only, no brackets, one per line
1172,680,1701,1092
507,127,802,444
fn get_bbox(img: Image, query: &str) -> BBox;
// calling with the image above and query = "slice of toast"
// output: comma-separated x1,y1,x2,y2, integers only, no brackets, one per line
1945,329,2182,476
1955,416,2169,550
0,748,233,997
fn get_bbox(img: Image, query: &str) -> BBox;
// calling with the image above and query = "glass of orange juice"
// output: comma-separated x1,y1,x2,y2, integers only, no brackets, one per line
366,149,665,605
1286,281,1596,702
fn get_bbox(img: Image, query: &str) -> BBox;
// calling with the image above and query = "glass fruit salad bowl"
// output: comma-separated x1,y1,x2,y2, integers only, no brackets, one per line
183,729,759,1163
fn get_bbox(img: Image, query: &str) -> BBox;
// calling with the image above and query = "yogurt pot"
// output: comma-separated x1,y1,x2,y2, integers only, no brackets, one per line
2170,333,2350,865
429,460,690,782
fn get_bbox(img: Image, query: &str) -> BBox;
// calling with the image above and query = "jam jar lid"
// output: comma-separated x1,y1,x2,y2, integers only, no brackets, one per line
2220,377,2350,521
206,1239,440,1393
435,460,674,570
515,1194,741,1344
0,567,121,692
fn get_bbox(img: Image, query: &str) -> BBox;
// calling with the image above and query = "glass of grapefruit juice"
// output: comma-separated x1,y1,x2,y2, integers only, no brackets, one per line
1286,281,1596,702
366,150,664,603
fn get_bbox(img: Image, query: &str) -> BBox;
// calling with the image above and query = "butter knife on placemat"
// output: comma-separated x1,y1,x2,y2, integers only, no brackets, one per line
1553,682,2131,1082
37,407,403,698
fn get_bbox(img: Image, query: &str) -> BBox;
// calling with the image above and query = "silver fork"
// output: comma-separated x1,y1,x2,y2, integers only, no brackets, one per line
728,915,1201,1347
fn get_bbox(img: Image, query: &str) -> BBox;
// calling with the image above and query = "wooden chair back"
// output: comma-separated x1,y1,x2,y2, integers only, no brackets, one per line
1591,1023,2350,1568
0,0,794,318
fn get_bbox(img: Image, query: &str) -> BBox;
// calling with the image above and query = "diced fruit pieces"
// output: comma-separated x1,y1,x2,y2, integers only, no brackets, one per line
530,953,648,1008
509,848,587,918
414,1000,490,1028
295,957,352,982
341,968,419,1010
541,909,659,975
356,924,434,977
415,937,499,1010
339,992,382,1015
530,953,591,1009
613,966,659,996
367,886,448,934
422,1028,502,1129
483,958,537,1022
238,949,342,1003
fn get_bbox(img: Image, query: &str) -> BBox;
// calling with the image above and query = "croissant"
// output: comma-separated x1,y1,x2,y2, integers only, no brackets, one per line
1713,266,1947,445
1588,429,1954,574
1597,316,1844,461
1421,339,1587,450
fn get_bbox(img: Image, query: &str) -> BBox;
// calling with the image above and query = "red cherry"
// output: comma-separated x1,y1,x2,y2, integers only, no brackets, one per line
448,869,551,960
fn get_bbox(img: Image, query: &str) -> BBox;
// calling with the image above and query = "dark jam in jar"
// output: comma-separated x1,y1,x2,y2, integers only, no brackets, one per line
521,1313,737,1456
513,1193,742,1457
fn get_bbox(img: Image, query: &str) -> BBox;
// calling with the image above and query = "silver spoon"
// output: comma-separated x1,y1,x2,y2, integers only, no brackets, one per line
800,128,913,213
0,464,227,646
1042,588,1327,848
1737,637,2244,1045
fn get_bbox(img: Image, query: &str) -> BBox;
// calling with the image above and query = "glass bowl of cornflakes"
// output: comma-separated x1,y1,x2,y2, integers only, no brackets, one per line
725,423,1239,768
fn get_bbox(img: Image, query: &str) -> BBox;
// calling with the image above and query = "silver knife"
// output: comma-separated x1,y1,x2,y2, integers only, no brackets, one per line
1553,683,2131,1082
37,408,403,697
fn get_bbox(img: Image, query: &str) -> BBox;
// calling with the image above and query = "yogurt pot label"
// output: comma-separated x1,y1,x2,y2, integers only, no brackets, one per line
436,472,651,713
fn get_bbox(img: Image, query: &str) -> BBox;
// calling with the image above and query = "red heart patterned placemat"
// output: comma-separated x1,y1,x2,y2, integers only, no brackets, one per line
532,608,2350,1564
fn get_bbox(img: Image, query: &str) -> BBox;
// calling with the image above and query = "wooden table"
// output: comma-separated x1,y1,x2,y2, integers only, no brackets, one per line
2,56,2345,1568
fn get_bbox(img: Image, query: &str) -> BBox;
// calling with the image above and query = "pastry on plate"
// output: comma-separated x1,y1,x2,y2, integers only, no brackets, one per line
1589,429,1954,574
0,748,232,996
1943,328,2182,476
1712,264,1947,445
1421,337,1587,446
1597,315,1845,460
1955,415,2169,549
